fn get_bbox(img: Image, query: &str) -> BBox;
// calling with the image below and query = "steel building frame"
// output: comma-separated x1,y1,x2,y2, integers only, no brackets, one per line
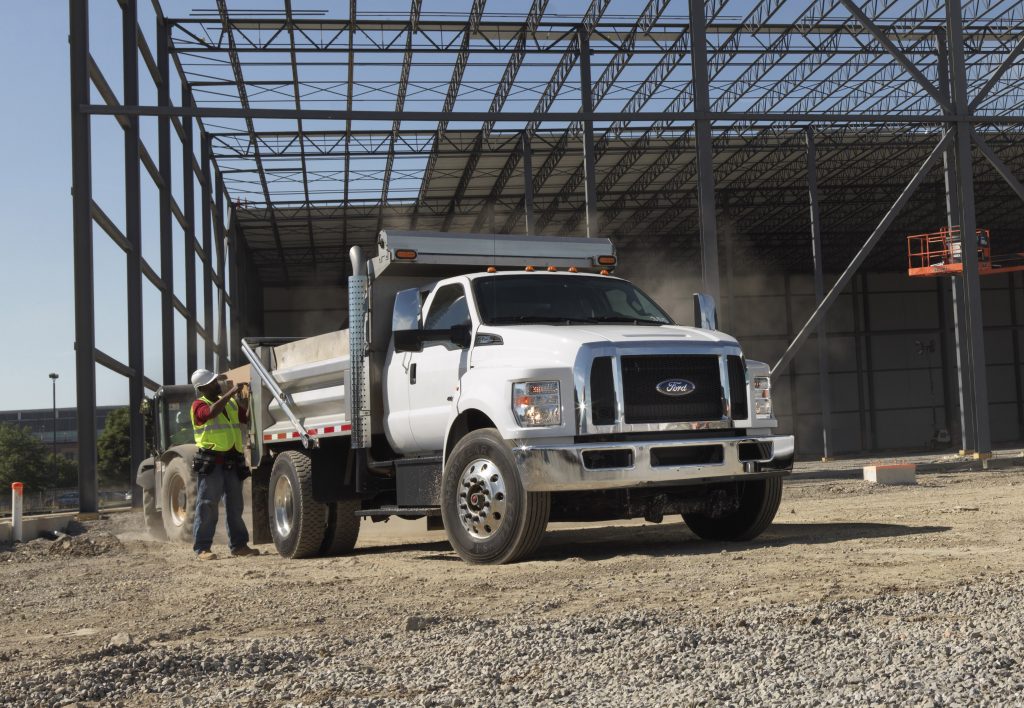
71,0,1024,510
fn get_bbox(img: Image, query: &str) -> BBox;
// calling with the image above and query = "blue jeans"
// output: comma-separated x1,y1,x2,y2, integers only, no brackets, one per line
193,462,249,553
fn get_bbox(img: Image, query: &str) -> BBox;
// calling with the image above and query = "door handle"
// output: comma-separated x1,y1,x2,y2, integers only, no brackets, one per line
410,362,417,385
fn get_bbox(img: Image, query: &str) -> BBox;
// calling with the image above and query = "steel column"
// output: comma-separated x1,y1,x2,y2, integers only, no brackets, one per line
201,134,214,369
182,85,198,376
947,0,992,456
578,28,599,237
805,127,832,459
157,18,175,384
935,28,976,452
860,272,878,450
216,174,228,368
70,0,97,515
521,132,536,235
689,0,720,301
1009,273,1024,438
123,0,144,508
229,207,241,365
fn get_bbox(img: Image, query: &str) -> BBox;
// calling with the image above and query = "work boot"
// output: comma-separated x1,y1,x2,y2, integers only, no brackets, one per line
231,545,260,557
196,550,218,561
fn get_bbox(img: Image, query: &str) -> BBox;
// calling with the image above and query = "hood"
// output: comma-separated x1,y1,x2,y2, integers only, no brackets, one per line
471,323,738,369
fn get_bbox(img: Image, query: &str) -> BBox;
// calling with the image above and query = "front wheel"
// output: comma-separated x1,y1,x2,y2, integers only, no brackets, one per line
440,429,549,564
683,476,783,542
268,450,328,559
160,456,196,544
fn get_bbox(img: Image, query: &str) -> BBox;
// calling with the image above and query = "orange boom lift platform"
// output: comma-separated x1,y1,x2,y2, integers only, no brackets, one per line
907,227,1024,277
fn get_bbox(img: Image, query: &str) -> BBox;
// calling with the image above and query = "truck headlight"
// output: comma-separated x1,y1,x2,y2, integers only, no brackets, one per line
512,381,561,427
752,376,773,419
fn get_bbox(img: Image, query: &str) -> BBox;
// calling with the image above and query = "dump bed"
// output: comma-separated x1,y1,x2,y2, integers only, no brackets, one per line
251,330,354,446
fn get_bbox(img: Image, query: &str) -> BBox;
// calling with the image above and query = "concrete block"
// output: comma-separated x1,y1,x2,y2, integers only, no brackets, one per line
0,513,77,543
863,464,917,485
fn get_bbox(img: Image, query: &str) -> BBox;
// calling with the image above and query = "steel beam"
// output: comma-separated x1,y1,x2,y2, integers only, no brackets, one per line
201,134,215,369
578,28,599,237
771,131,952,377
936,28,976,452
284,0,318,276
947,0,992,456
70,0,97,515
157,17,175,385
229,207,241,365
689,0,720,301
82,104,1024,125
123,0,144,507
806,127,832,459
971,128,1024,202
216,172,228,368
182,85,198,375
521,133,536,235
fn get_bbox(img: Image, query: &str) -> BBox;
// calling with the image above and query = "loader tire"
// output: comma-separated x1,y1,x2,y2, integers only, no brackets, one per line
319,498,362,556
440,429,549,564
683,476,783,542
160,456,197,544
269,450,328,559
142,485,166,541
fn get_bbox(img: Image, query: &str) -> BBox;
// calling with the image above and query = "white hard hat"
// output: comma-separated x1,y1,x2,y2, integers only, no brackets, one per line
190,368,218,388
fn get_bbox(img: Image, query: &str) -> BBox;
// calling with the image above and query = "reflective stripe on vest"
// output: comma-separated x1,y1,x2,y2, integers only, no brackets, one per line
191,396,243,452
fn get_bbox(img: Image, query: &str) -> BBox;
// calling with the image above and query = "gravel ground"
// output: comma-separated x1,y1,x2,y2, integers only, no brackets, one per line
2,468,1024,706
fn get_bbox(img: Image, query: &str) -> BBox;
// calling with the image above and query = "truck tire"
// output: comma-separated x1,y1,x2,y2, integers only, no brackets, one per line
268,450,328,559
682,476,783,542
440,429,549,564
161,456,197,544
319,498,361,556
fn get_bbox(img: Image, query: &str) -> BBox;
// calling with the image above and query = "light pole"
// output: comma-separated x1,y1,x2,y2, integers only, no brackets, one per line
48,373,59,483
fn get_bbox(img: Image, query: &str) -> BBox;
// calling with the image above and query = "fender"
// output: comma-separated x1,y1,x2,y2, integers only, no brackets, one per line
135,456,157,489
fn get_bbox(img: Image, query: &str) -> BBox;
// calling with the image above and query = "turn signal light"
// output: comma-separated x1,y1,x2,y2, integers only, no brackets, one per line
395,249,417,260
597,255,617,266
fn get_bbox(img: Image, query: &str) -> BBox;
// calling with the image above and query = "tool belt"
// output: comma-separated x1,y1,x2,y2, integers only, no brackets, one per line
193,448,247,478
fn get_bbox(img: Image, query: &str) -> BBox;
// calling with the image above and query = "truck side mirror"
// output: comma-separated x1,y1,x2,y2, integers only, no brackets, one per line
693,293,718,330
393,287,422,332
449,324,472,349
394,330,424,353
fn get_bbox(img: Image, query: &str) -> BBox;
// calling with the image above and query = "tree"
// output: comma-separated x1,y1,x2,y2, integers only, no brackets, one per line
96,407,132,487
0,423,51,490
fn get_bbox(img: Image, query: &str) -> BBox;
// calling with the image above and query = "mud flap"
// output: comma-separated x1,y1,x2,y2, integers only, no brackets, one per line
251,462,272,545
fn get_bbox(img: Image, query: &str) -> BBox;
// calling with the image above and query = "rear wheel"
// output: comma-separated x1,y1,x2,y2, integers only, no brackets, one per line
269,450,328,559
682,476,783,542
440,429,549,564
160,457,196,544
320,498,361,556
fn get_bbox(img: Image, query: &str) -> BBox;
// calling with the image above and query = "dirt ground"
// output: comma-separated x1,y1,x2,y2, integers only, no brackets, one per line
2,466,1024,703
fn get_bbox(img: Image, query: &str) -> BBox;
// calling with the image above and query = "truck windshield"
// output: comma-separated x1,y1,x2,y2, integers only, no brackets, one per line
473,274,673,326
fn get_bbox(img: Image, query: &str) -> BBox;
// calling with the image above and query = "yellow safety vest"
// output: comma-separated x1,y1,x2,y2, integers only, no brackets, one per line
191,396,244,453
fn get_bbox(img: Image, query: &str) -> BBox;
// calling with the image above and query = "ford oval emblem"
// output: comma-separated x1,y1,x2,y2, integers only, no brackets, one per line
656,379,696,396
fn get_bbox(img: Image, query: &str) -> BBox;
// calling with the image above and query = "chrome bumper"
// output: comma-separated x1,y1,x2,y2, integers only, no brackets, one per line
513,434,795,492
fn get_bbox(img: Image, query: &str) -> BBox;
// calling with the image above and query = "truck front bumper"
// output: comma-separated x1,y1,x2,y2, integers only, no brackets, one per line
512,434,794,492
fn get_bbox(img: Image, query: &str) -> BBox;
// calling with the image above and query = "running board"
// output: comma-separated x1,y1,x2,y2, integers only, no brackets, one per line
355,506,441,518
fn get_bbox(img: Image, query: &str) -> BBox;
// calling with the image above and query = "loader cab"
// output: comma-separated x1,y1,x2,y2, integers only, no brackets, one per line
146,385,198,453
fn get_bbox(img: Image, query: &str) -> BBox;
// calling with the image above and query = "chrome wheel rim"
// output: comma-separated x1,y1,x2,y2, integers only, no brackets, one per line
457,458,508,540
273,474,295,538
168,473,188,527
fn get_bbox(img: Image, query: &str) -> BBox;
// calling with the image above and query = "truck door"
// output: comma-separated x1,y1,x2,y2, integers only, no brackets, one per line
407,283,472,452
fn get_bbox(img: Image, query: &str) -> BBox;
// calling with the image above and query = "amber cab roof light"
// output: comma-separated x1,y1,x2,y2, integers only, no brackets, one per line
547,266,558,271
395,249,417,260
486,266,497,273
568,266,579,273
525,265,536,272
600,269,610,276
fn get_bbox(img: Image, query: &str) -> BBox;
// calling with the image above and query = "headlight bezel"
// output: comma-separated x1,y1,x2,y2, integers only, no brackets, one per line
511,380,562,428
752,375,773,419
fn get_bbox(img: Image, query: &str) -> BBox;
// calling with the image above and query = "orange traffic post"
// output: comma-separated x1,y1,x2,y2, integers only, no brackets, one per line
11,482,24,543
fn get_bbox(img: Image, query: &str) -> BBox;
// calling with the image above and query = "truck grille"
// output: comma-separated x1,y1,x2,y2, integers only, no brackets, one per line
727,355,748,420
620,355,724,424
589,357,616,426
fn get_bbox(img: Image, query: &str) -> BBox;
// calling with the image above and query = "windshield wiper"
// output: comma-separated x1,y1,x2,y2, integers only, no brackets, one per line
586,316,668,325
488,315,600,325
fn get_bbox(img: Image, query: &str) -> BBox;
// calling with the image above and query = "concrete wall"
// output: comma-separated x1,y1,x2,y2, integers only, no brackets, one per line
262,285,347,338
720,271,1024,458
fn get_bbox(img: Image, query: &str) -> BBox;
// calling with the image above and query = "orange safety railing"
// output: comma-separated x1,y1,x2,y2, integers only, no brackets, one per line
907,227,991,277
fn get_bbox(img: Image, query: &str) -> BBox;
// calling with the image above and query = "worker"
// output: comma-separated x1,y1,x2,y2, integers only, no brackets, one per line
189,368,260,560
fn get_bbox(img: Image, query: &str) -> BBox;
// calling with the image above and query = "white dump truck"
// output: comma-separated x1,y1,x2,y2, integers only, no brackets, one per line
138,231,793,564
